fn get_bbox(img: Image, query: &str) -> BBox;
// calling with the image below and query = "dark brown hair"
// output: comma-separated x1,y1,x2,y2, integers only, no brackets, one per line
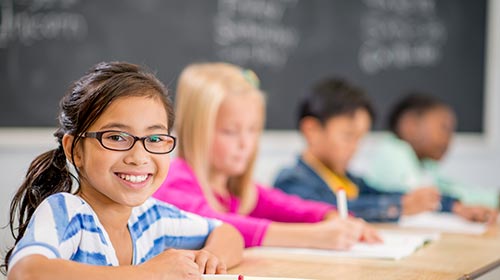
388,92,448,137
2,61,174,273
298,77,375,128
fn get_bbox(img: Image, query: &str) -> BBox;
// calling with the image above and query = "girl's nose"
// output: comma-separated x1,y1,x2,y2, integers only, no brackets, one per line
123,141,150,165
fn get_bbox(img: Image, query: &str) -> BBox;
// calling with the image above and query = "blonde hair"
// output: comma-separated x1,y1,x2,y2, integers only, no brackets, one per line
175,62,265,213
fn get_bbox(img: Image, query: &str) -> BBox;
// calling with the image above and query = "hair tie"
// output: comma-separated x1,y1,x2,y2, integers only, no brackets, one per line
242,69,260,88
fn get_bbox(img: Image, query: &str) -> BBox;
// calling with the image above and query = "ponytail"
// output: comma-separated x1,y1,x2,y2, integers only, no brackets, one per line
3,145,73,272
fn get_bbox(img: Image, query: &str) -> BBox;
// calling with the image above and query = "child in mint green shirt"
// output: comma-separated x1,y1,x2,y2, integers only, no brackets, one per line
365,93,498,221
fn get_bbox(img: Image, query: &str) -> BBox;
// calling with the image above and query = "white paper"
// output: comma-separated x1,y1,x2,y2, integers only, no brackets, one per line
399,211,488,235
248,230,439,260
202,275,313,280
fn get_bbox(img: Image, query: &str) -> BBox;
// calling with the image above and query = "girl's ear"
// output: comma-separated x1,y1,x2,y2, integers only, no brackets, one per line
62,134,83,168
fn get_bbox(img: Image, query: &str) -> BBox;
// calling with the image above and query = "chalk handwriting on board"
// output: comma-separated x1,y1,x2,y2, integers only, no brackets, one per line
358,0,446,74
214,0,299,69
0,0,87,48
0,0,486,132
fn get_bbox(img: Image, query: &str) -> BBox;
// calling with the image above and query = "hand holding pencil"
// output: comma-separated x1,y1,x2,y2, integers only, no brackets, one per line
308,215,381,250
338,186,382,244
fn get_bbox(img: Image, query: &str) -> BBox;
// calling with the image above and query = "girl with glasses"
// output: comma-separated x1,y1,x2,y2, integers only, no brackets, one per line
154,62,381,250
4,62,243,279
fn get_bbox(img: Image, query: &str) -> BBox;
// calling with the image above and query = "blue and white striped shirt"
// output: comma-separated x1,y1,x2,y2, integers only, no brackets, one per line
9,193,221,269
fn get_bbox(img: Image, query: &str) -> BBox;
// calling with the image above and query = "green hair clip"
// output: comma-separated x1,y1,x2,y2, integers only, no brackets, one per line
242,68,260,88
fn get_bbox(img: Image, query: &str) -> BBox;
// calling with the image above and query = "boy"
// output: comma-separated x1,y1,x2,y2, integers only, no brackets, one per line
274,78,493,222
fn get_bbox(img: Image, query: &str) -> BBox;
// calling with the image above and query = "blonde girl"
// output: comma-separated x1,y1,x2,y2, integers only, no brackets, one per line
154,62,380,249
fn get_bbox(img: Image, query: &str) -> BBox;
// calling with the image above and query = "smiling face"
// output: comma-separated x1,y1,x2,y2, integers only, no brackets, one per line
70,94,171,209
304,109,371,175
209,94,264,180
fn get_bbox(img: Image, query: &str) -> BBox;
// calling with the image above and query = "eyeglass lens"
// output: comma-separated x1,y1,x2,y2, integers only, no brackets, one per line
100,131,175,153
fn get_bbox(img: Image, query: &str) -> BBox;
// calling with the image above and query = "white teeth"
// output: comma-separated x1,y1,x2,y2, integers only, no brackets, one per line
118,174,148,183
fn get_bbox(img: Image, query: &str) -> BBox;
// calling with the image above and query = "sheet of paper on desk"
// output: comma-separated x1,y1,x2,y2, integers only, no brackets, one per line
201,275,313,280
398,211,488,235
247,230,439,260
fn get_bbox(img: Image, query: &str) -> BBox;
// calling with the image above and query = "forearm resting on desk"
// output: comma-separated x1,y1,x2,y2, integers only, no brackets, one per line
261,218,380,250
8,253,199,280
202,223,244,270
452,202,498,224
8,224,244,280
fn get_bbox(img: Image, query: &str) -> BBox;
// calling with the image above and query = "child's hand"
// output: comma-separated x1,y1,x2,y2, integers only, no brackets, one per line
402,186,441,215
139,248,201,280
356,218,383,244
314,218,361,250
193,249,227,274
311,217,381,250
452,203,498,224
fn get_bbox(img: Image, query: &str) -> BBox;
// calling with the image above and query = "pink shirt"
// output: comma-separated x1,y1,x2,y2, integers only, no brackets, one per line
153,158,334,247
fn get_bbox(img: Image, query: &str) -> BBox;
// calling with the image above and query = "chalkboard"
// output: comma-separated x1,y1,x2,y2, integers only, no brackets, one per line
0,0,487,132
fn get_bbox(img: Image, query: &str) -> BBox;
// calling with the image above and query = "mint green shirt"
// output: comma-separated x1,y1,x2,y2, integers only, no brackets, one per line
364,134,498,208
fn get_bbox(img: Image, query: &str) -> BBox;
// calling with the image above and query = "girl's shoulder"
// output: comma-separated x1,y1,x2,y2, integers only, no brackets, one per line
37,192,94,219
166,158,197,182
26,192,97,239
42,192,87,210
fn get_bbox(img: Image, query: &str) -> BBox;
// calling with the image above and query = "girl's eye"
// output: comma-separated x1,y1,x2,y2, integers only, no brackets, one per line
147,135,163,143
107,134,128,142
221,128,238,135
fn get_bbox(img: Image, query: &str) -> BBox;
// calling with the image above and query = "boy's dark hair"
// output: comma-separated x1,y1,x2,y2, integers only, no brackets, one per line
298,77,375,127
388,92,448,136
2,61,174,273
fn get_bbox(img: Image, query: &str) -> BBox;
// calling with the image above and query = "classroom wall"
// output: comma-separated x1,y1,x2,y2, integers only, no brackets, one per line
1,0,499,274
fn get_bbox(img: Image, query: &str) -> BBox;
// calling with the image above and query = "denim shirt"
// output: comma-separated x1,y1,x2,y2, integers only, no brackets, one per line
274,157,457,222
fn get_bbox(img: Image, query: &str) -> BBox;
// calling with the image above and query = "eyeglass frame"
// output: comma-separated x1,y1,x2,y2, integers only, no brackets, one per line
80,130,176,154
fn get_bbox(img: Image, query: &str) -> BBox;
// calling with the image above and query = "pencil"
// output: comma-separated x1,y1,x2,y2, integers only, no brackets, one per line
336,186,348,219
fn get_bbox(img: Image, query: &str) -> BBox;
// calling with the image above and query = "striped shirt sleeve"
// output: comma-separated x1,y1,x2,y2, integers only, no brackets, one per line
130,198,223,264
8,193,83,270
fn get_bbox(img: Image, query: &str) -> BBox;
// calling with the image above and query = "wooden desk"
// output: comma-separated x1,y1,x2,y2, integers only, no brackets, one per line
228,226,500,280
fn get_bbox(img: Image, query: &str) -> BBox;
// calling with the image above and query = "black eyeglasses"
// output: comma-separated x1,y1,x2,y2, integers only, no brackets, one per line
81,130,176,154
